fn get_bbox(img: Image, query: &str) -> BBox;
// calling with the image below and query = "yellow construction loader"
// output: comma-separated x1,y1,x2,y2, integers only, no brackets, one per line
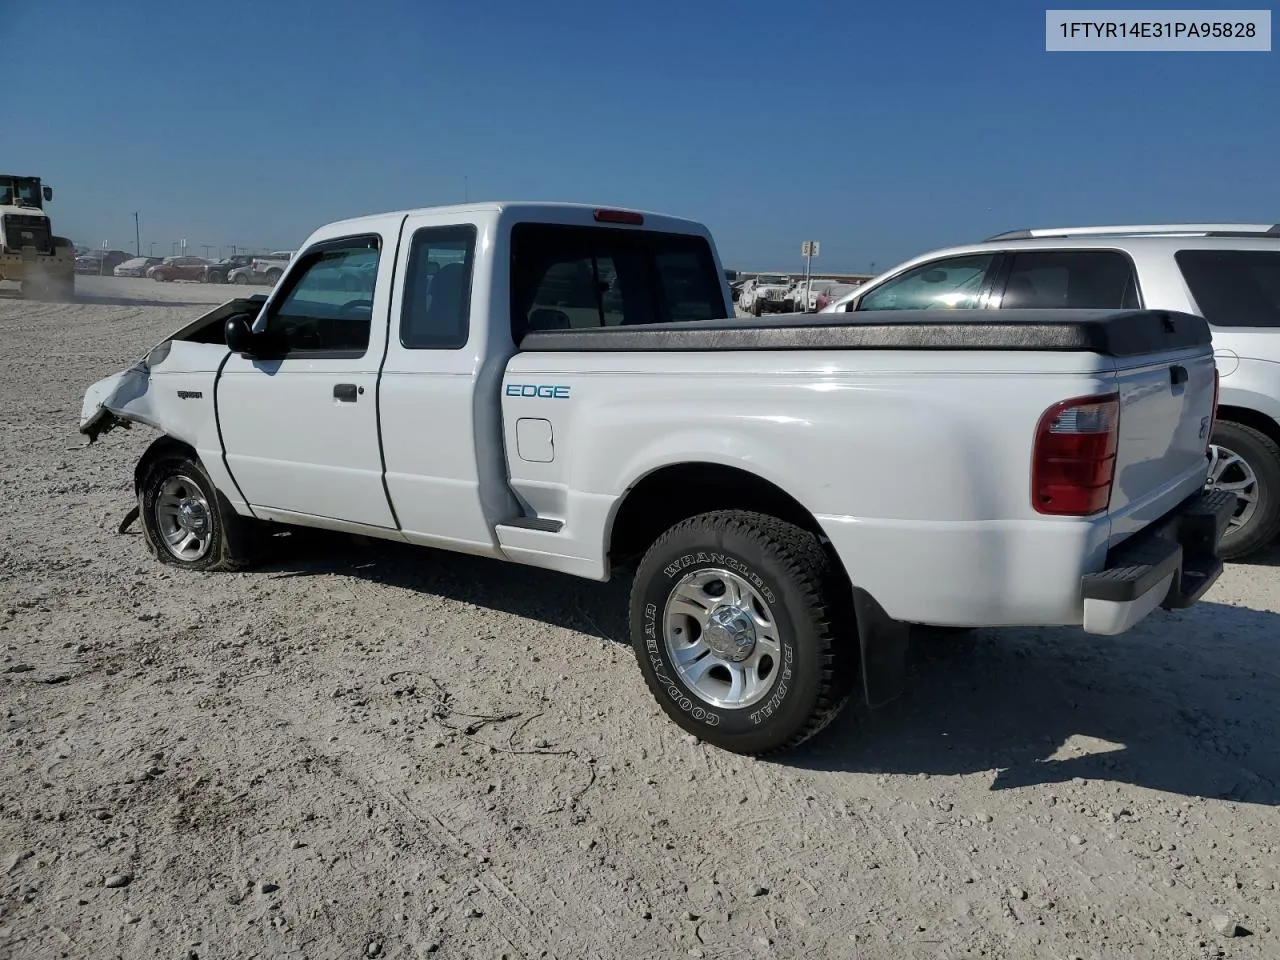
0,173,75,300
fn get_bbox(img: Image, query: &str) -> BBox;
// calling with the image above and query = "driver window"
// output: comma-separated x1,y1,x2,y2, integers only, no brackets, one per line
856,254,995,311
266,236,381,356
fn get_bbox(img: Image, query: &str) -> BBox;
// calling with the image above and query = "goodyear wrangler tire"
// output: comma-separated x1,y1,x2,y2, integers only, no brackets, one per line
629,510,853,755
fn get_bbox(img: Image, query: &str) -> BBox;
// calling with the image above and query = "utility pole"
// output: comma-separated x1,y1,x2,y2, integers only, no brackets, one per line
134,212,141,257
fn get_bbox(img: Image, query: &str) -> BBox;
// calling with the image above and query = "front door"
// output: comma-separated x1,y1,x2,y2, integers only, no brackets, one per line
217,226,398,530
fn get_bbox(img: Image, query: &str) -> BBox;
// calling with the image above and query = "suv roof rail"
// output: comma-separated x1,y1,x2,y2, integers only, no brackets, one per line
985,224,1280,241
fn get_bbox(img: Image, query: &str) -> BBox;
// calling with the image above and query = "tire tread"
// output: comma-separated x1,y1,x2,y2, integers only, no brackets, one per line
631,509,852,755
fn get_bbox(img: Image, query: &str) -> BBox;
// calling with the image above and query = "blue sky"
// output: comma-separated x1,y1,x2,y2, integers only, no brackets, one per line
4,0,1276,271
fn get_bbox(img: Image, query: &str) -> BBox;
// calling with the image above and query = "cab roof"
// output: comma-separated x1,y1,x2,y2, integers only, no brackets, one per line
317,201,710,238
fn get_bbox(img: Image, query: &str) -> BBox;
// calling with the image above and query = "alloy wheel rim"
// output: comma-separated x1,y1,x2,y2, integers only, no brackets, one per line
662,567,781,709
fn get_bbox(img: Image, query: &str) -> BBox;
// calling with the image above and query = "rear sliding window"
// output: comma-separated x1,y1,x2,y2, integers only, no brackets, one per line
1175,249,1280,328
510,224,726,343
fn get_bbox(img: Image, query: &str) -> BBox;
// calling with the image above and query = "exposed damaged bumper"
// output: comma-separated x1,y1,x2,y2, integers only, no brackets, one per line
80,364,153,442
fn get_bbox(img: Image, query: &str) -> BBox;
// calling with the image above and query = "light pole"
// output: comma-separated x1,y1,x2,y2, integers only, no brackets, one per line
134,212,141,257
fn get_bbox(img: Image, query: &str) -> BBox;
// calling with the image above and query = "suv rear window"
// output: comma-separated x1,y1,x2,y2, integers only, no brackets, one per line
510,224,726,343
1175,249,1280,328
998,250,1140,309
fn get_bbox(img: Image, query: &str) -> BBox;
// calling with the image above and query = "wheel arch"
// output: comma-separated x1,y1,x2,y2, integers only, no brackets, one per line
607,460,838,571
1216,404,1280,449
133,434,199,493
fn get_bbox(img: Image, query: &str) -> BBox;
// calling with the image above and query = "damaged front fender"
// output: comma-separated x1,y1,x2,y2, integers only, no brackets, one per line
80,362,156,443
78,294,267,444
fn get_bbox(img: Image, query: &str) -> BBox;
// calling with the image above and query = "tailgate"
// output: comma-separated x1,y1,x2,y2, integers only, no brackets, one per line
1108,348,1216,545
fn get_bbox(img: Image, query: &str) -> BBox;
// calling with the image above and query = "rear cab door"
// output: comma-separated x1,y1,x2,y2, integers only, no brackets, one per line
376,207,505,554
216,217,401,531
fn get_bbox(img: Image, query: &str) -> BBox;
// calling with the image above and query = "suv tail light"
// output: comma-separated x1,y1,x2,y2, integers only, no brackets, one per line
1032,393,1120,516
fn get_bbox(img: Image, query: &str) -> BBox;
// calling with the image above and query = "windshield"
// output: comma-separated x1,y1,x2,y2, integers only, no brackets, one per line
758,275,790,285
0,177,42,208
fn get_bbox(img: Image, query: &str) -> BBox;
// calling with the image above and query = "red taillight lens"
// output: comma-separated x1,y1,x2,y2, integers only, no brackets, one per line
593,208,644,225
1032,393,1120,516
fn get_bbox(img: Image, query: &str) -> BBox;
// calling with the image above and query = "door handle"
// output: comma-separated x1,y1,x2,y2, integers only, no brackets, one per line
334,383,359,402
1170,365,1188,386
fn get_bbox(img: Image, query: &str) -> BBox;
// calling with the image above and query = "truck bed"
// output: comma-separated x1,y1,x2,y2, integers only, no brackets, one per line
518,308,1211,357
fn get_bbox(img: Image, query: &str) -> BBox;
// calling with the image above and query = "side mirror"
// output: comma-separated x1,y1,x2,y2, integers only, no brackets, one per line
224,313,256,354
42,186,53,201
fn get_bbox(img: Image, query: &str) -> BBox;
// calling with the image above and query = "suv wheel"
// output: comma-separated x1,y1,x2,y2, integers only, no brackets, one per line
1207,420,1280,560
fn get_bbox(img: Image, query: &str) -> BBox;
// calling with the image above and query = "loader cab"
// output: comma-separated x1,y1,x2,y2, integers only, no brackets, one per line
0,175,51,211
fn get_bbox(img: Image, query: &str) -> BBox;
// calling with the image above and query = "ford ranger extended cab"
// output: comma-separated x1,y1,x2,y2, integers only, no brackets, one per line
81,202,1235,755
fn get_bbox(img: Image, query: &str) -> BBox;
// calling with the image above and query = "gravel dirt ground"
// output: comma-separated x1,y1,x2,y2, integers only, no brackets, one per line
2,276,1278,960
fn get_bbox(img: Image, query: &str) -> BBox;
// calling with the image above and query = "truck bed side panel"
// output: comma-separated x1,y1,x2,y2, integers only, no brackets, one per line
500,350,1122,622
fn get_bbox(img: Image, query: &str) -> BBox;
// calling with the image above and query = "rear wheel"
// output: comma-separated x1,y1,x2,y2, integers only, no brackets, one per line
629,510,854,755
1207,420,1280,560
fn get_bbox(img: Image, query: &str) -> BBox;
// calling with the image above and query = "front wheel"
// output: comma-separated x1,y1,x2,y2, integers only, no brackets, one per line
138,449,255,572
629,510,853,755
233,273,249,285
1207,421,1280,560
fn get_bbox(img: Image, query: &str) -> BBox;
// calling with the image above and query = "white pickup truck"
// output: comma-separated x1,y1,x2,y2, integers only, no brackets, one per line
81,201,1235,755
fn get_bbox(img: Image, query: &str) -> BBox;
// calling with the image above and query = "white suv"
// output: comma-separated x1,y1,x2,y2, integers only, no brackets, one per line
822,224,1280,559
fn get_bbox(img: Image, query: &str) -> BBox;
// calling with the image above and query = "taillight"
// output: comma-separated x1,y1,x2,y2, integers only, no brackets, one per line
1032,393,1120,516
593,209,644,225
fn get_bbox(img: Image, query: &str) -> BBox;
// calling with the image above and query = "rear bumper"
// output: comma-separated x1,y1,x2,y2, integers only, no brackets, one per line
1080,488,1236,635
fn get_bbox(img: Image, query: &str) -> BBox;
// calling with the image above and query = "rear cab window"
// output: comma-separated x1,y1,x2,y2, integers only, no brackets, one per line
510,224,726,343
1175,249,1280,327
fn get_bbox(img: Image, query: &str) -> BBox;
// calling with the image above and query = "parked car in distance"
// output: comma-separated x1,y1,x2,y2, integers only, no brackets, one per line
81,201,1233,755
820,222,1280,559
251,251,296,286
75,250,131,275
227,264,266,285
814,281,861,312
738,274,792,315
788,278,842,313
204,255,256,284
114,256,164,278
150,256,211,282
